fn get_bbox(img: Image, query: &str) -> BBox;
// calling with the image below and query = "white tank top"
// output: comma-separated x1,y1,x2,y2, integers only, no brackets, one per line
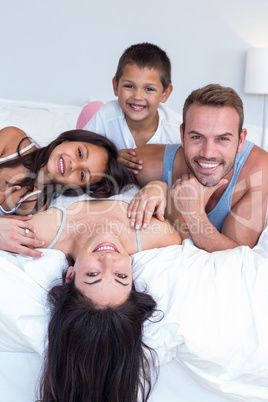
0,141,41,215
47,186,142,252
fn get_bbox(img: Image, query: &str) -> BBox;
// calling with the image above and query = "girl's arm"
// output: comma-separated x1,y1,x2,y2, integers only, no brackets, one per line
0,127,29,159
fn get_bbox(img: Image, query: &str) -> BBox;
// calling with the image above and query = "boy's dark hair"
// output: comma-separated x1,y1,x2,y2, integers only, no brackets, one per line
115,42,171,90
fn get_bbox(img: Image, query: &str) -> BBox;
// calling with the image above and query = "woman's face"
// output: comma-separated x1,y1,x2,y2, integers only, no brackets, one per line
67,235,132,307
46,141,108,186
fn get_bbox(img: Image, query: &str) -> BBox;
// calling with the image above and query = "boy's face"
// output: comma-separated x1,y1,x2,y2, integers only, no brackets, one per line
112,64,172,125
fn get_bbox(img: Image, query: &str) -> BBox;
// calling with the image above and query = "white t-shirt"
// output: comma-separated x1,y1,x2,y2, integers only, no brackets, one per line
84,100,182,149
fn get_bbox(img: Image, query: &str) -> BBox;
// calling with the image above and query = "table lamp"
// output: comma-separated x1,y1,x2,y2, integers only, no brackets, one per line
244,48,268,149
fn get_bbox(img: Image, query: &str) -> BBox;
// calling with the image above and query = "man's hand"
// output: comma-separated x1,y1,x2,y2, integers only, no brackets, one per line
0,215,44,258
170,174,228,218
127,181,168,229
118,149,143,174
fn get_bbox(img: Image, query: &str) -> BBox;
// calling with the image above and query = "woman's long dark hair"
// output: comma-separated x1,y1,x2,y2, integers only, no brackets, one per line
0,129,136,213
39,279,158,402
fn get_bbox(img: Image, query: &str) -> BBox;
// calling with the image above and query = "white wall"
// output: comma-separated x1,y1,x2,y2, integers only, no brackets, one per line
1,0,268,143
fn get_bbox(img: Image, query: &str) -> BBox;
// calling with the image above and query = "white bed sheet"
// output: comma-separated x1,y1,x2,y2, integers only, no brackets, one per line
1,226,268,402
0,97,268,402
132,226,268,401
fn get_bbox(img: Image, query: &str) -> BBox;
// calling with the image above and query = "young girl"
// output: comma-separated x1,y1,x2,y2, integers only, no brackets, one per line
0,127,135,257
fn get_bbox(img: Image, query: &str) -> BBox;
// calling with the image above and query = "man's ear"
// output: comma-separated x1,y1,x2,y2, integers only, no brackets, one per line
237,128,247,153
160,84,173,103
112,76,119,96
65,266,74,284
180,124,184,147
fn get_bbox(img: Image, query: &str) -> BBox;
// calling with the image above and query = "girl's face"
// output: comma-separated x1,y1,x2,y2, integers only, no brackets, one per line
67,234,132,307
45,141,108,186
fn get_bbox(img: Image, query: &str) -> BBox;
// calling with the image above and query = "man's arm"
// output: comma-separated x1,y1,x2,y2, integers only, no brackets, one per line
130,144,268,251
170,171,268,251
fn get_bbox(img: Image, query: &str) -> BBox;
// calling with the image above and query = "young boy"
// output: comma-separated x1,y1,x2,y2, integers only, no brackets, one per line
83,43,181,173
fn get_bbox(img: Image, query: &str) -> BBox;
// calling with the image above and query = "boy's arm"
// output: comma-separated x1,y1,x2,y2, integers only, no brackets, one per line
118,149,143,174
118,144,165,180
132,144,166,187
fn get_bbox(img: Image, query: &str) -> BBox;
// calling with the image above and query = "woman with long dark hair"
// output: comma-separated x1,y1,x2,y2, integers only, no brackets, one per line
10,183,181,402
41,280,158,402
0,126,135,256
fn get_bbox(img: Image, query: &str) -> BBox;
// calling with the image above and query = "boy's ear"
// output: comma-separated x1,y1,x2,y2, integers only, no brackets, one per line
161,84,173,103
65,266,74,284
112,76,119,96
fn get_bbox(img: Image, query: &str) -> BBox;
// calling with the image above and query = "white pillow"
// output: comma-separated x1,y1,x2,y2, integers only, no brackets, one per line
0,98,83,146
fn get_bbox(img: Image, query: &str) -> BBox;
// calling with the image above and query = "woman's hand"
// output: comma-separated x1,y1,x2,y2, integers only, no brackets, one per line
0,215,44,258
127,181,168,229
0,185,21,205
118,149,143,174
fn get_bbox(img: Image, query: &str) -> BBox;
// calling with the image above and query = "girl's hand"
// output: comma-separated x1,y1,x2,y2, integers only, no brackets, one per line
0,185,21,204
127,181,168,229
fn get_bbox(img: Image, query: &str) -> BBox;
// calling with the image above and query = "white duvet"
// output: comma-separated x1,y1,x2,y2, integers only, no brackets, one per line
1,226,268,401
0,97,267,401
133,229,268,401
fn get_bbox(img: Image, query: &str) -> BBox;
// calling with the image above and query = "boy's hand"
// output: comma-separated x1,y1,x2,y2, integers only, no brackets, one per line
0,215,44,258
118,149,143,174
127,181,168,229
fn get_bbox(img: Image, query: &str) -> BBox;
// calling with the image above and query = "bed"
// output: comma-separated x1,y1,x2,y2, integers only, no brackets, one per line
0,98,267,402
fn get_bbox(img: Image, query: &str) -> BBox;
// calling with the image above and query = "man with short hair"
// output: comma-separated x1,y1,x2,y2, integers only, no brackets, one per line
127,84,268,251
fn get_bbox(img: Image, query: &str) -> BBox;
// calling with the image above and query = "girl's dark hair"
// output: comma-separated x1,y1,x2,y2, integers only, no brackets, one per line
0,129,136,214
39,279,158,402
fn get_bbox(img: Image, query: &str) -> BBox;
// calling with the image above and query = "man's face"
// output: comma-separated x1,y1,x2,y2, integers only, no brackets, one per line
180,105,246,187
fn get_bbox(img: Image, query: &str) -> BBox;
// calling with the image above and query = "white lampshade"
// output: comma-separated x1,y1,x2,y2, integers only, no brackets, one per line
244,48,268,95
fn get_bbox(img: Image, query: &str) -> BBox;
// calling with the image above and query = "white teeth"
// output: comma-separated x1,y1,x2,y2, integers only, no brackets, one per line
95,246,116,252
60,158,64,174
199,162,219,169
131,104,145,110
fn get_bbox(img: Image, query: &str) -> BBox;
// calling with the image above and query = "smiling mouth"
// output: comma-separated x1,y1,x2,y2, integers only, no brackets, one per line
197,161,221,169
58,157,65,175
129,104,146,111
93,243,119,252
